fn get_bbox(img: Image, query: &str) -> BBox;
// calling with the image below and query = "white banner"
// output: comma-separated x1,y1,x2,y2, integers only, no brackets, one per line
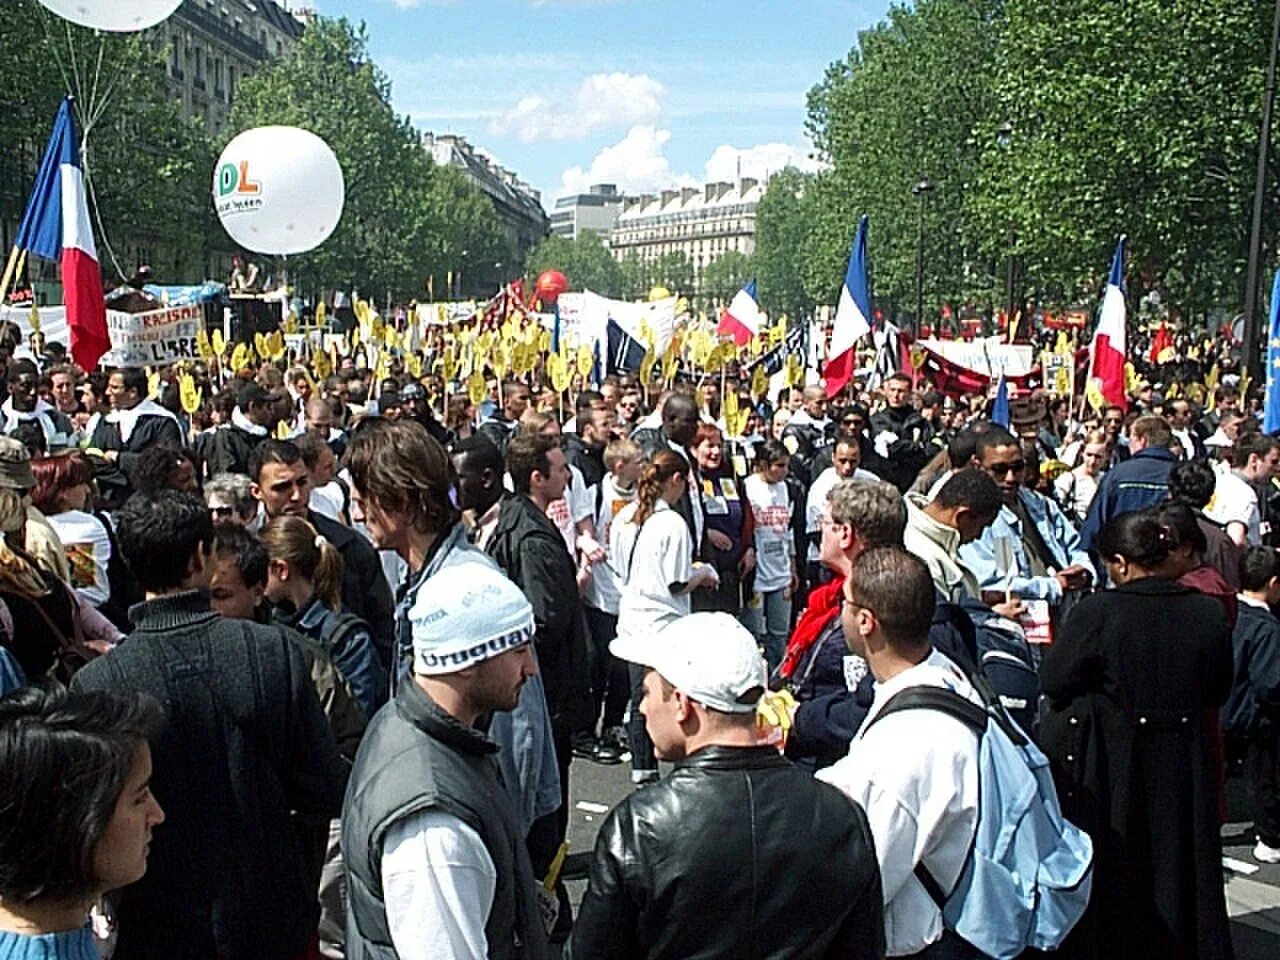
101,304,204,368
918,337,1035,377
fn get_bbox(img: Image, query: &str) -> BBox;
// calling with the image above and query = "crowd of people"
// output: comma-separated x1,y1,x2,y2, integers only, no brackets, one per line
0,334,1274,960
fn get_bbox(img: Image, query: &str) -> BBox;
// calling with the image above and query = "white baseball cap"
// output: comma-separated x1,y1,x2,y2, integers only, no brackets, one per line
610,613,766,714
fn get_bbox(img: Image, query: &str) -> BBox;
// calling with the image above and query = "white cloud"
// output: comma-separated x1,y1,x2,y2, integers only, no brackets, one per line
703,142,825,183
559,125,697,196
491,73,664,142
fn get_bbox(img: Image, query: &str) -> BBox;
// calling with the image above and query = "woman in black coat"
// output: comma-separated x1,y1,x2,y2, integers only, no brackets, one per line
1040,508,1234,960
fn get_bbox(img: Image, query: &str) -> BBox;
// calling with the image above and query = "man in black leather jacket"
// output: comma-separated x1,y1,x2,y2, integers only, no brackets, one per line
568,612,884,960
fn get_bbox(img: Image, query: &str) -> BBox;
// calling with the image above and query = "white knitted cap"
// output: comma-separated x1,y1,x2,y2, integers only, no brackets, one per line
410,560,535,675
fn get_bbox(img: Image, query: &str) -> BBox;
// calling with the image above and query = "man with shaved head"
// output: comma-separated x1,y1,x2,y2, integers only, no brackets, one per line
781,385,835,488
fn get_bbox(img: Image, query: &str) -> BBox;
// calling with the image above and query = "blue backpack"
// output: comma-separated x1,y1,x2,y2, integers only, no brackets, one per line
868,681,1093,960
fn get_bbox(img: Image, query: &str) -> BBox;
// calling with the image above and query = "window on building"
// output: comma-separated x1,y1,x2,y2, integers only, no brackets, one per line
229,65,237,99
214,58,224,98
169,37,180,75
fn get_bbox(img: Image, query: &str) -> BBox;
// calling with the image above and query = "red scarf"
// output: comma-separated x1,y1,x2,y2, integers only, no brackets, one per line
778,574,845,680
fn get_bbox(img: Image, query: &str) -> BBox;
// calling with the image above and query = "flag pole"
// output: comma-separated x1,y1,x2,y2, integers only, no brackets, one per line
0,248,22,304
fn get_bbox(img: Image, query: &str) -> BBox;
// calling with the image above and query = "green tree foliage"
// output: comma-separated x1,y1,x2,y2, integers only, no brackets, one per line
227,17,503,300
753,168,817,318
980,0,1269,313
525,231,624,297
0,1,212,285
793,0,1269,321
698,250,754,308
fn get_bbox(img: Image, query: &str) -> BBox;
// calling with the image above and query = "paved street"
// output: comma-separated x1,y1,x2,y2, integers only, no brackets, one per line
557,751,1280,958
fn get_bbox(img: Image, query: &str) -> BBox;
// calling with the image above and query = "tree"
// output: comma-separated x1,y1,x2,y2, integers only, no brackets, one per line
699,251,754,308
228,17,503,301
0,1,214,286
805,0,1001,321
755,168,817,318
524,231,625,297
652,251,694,298
978,0,1271,313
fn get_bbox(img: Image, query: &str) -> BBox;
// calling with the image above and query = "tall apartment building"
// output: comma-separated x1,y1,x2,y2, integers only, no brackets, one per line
155,0,305,137
422,132,549,281
609,178,762,293
550,184,624,241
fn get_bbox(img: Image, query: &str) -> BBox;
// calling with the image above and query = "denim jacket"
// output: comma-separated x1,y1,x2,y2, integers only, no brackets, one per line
959,487,1095,603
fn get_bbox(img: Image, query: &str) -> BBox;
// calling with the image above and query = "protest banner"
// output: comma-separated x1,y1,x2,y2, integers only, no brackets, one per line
100,304,204,367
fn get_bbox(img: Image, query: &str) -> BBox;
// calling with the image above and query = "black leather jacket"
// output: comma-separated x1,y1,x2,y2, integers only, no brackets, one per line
567,744,885,960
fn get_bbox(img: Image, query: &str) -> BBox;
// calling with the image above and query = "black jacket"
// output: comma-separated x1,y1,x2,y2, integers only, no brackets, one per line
780,410,834,487
89,408,184,507
563,432,605,490
567,744,885,960
868,404,934,492
486,494,590,730
1040,578,1233,959
309,510,396,666
71,591,347,960
201,423,268,479
1226,601,1280,735
344,678,548,960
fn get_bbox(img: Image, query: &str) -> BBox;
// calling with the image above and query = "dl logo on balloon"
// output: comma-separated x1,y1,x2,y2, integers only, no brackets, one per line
212,126,345,257
214,161,263,216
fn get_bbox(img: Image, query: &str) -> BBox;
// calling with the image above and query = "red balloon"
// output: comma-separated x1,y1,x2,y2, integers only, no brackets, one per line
536,270,569,304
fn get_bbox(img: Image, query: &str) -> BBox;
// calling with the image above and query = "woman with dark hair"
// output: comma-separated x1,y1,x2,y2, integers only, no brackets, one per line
1154,500,1237,627
0,686,165,957
128,445,198,497
1169,458,1241,590
611,450,718,784
690,422,755,619
1040,508,1234,960
745,439,798,669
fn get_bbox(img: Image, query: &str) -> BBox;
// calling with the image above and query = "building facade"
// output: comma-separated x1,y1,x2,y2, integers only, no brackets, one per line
550,184,624,241
608,178,761,294
155,0,305,137
422,132,549,281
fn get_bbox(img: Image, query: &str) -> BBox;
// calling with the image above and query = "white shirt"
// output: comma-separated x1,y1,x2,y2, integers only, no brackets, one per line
745,474,794,593
47,509,112,606
614,499,693,643
805,467,881,563
1206,469,1262,544
310,481,346,523
818,649,981,957
582,473,637,615
381,809,497,960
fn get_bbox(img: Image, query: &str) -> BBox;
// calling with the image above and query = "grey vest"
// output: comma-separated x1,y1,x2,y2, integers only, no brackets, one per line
342,679,548,960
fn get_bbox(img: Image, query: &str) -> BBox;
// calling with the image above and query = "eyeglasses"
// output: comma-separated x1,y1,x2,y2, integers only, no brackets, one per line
208,505,236,518
984,461,1026,477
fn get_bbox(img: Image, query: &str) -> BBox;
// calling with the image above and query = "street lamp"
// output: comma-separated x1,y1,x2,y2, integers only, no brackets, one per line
996,121,1017,330
1243,0,1280,382
912,177,935,335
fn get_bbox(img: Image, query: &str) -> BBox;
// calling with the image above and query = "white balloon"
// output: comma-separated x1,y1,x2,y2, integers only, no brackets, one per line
213,126,345,257
37,0,183,32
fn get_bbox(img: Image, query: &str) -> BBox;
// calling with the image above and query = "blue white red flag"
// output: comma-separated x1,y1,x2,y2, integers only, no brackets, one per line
823,215,871,397
717,279,763,347
14,98,108,372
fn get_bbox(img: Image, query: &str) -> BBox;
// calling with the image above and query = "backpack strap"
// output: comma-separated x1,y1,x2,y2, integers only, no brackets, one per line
864,685,988,911
866,685,987,735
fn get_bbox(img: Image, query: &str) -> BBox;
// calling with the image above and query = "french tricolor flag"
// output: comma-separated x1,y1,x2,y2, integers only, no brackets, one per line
823,215,871,398
1088,236,1128,411
13,98,108,372
717,279,763,347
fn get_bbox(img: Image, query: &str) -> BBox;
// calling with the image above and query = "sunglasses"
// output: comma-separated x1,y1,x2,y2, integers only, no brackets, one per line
209,505,237,518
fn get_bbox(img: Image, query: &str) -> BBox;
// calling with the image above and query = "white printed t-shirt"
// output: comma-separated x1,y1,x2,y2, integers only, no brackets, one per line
745,474,794,593
614,499,693,644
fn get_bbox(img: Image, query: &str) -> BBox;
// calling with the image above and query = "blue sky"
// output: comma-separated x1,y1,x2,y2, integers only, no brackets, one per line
308,0,891,207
